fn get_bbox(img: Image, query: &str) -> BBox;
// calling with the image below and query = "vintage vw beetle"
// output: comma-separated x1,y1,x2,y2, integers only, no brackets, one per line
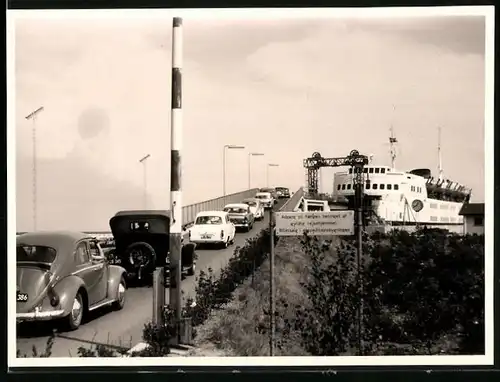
108,210,197,282
16,231,127,331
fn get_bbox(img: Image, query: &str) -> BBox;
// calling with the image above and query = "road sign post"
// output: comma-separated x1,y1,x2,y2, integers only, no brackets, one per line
269,207,275,356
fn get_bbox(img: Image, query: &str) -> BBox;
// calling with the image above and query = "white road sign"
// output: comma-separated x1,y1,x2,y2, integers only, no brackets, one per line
275,211,355,236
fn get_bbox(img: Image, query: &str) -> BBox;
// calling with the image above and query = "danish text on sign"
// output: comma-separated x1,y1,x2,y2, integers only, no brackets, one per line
275,211,355,236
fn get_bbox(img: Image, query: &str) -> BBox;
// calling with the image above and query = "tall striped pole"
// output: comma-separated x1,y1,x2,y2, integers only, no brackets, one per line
169,16,183,344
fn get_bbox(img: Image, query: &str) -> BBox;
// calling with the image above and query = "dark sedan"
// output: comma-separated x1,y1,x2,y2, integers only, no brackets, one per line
275,187,290,198
223,203,255,232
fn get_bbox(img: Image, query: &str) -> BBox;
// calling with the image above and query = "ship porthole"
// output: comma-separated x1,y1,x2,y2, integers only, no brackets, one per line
412,199,424,212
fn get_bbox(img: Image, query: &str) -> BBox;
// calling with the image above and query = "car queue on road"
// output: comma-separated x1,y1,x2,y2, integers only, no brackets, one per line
187,186,289,248
15,187,290,333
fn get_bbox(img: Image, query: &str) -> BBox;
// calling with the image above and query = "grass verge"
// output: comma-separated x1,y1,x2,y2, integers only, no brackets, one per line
193,236,311,356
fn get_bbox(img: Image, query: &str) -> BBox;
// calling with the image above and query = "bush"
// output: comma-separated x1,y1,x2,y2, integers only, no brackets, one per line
200,237,310,356
184,228,274,328
291,228,484,356
290,234,362,356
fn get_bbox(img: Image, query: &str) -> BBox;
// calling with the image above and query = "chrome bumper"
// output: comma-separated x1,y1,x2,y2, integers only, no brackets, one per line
191,239,223,244
231,221,250,227
16,309,65,322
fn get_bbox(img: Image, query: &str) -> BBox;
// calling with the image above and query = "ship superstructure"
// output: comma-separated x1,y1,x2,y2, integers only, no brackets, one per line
332,128,471,226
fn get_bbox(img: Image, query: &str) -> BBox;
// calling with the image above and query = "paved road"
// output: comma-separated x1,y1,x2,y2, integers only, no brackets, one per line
16,201,285,357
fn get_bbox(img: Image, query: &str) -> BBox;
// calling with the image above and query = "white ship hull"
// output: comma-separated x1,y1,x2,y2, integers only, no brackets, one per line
333,164,468,227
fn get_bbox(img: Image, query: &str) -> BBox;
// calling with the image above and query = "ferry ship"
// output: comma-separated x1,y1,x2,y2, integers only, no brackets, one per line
332,128,472,227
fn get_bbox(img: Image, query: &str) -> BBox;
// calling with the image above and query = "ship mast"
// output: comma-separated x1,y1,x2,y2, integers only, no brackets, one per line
389,125,397,169
437,126,444,182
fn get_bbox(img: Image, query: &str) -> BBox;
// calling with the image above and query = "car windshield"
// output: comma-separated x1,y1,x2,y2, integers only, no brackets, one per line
17,245,57,264
224,207,247,214
196,216,223,225
260,188,273,193
256,194,269,199
244,201,257,207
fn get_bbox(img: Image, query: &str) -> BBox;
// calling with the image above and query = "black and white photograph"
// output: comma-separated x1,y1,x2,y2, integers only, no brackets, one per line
8,6,494,367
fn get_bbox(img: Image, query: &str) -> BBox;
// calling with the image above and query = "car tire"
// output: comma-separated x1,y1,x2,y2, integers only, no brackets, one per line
64,291,84,331
187,262,196,276
125,242,157,282
112,276,126,311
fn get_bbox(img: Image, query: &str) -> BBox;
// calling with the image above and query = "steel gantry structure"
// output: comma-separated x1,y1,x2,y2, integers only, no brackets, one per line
303,150,369,197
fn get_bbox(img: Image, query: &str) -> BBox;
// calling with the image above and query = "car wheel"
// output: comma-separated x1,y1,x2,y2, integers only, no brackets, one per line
187,262,196,276
64,291,84,331
112,276,126,311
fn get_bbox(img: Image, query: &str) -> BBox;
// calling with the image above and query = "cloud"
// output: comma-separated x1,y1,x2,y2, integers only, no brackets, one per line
346,16,486,56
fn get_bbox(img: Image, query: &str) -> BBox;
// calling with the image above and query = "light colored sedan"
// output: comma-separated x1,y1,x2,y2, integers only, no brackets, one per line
188,211,236,248
255,192,274,209
223,203,255,232
242,198,265,220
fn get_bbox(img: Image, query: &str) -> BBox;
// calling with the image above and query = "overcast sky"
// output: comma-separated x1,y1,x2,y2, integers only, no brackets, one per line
12,11,488,231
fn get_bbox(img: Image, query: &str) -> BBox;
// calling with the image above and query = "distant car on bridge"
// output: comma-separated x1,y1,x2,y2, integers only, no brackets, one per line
241,198,265,220
188,211,236,248
255,191,274,209
223,203,255,232
259,187,279,204
275,187,290,199
16,231,127,331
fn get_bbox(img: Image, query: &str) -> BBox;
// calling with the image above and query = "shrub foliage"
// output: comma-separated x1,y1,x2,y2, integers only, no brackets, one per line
184,228,274,327
290,228,484,355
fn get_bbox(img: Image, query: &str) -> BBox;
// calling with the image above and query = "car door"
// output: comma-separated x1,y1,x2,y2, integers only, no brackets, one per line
73,241,102,306
248,206,254,224
88,239,109,303
223,215,231,239
227,215,235,238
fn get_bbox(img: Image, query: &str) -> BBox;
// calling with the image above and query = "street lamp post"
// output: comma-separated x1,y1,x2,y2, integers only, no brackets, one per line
248,152,264,189
139,154,151,209
223,144,245,197
266,163,279,188
25,106,44,232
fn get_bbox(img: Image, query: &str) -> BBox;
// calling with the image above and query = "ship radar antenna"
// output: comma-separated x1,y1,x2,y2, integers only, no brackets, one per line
438,126,444,182
389,125,397,169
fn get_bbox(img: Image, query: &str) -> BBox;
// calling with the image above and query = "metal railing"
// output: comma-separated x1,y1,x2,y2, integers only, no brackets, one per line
16,188,260,236
182,188,259,229
279,187,304,212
